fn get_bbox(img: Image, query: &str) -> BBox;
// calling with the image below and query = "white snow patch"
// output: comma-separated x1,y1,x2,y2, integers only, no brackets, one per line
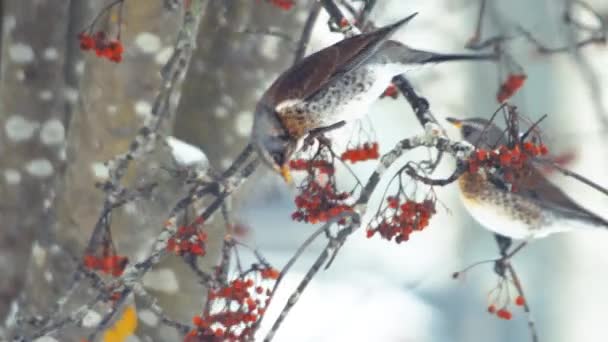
9,43,34,63
135,32,161,54
91,162,109,179
5,115,39,142
235,111,252,137
25,159,54,178
166,136,209,168
260,36,280,60
43,47,59,61
82,310,102,328
142,268,179,294
4,169,21,185
155,46,173,65
40,119,65,145
134,100,152,120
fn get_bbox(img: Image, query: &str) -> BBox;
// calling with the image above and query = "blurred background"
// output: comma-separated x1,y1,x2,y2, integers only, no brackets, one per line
0,1,607,341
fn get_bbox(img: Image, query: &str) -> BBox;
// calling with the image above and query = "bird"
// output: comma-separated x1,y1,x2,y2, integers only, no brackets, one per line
447,116,608,239
251,13,495,181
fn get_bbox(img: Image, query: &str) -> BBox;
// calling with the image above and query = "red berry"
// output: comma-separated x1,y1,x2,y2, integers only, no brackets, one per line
496,308,512,320
476,149,488,161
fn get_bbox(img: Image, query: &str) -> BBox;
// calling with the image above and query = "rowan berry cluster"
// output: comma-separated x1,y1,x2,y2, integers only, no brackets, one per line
166,220,208,257
292,180,353,224
78,31,124,63
497,74,527,103
290,149,354,224
185,268,278,342
467,141,549,189
340,142,380,163
289,159,334,175
468,142,549,173
82,254,128,277
487,290,526,321
367,196,436,243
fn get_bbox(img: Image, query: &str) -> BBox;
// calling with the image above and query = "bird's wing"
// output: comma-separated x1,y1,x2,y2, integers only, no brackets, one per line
511,166,608,226
263,15,416,106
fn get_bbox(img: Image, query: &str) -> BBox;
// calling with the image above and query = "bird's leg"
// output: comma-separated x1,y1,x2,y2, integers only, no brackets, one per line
303,120,347,149
493,233,528,277
494,233,512,257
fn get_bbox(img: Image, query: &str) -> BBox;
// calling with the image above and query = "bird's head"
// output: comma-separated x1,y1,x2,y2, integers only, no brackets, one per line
446,117,506,149
251,103,297,182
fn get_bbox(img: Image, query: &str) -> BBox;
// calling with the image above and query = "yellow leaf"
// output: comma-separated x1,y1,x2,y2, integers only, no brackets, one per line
103,329,120,342
103,305,138,342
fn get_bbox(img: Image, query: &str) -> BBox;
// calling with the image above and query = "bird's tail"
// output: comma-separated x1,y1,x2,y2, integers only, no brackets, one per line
558,205,608,230
416,50,498,63
584,211,608,229
380,41,497,65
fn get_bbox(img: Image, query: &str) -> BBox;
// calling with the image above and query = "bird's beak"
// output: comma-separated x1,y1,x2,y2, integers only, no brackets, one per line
279,164,293,184
446,117,463,128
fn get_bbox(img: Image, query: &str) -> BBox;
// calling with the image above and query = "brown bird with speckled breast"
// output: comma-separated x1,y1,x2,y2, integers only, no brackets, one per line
447,116,608,239
251,13,495,181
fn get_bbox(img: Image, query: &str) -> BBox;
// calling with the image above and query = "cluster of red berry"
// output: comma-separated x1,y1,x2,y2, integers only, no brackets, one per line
496,74,527,103
78,31,124,63
289,159,334,175
468,142,549,188
340,143,380,164
166,217,206,255
185,268,278,342
366,197,436,243
292,180,353,224
82,254,128,277
166,223,208,257
380,83,399,99
487,295,525,321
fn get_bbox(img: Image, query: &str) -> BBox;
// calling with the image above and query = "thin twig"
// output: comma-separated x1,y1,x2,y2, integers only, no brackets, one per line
507,264,539,342
293,2,322,64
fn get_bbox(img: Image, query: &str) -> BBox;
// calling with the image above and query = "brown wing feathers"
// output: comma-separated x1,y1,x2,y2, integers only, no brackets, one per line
262,13,417,107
